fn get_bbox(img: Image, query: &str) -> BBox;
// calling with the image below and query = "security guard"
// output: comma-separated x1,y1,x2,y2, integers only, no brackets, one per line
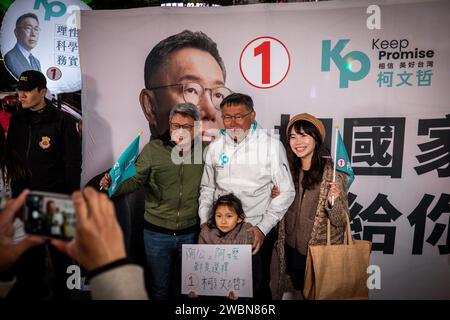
8,70,81,195
6,70,81,300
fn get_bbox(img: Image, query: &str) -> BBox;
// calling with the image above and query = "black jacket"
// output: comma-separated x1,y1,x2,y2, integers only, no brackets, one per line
7,102,81,195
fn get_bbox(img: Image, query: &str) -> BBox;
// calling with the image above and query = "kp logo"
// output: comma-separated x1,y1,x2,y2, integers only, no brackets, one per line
34,0,67,21
322,40,370,88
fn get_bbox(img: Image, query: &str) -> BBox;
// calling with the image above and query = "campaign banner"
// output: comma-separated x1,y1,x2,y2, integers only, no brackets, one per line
0,0,91,93
79,0,450,299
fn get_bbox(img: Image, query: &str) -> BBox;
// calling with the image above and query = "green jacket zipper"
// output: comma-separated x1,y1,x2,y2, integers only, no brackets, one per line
176,159,185,230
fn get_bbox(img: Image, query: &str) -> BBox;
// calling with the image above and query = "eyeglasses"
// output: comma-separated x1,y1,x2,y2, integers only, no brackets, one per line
19,26,41,33
170,122,194,130
148,82,232,110
222,111,253,123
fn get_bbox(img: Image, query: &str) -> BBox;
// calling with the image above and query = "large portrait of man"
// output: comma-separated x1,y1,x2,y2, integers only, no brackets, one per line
139,30,231,141
4,12,42,79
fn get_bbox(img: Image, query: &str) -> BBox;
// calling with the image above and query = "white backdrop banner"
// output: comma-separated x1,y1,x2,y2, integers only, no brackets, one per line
79,0,450,299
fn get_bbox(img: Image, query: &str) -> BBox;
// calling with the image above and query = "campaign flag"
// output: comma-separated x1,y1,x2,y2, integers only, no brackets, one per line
108,134,140,197
335,130,354,188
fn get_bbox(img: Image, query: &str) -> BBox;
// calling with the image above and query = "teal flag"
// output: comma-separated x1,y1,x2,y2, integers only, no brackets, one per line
108,134,140,197
335,130,355,188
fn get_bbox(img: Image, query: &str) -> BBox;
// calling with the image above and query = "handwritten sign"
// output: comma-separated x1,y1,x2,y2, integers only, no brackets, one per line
181,244,253,298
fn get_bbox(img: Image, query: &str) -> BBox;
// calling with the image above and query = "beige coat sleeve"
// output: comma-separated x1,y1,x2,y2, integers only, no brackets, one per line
90,264,148,300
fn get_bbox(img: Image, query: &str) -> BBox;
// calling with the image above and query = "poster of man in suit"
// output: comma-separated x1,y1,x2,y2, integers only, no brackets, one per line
4,12,42,79
0,0,91,93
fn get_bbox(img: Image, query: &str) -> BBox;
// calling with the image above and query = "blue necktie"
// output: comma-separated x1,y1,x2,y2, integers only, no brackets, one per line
29,54,39,71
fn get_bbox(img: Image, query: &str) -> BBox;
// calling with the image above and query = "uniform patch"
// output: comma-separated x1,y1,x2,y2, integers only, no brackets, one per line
39,136,51,149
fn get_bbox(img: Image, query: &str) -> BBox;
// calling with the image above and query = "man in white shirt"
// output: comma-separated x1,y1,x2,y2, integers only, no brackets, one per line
199,93,295,300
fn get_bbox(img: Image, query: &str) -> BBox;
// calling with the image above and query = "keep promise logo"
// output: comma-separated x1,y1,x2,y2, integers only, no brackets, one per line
34,0,68,21
321,39,371,88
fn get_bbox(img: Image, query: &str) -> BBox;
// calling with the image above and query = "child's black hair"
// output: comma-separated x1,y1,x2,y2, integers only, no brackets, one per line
207,193,246,229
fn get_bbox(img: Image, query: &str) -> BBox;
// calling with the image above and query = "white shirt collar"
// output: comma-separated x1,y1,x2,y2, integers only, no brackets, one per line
16,42,31,60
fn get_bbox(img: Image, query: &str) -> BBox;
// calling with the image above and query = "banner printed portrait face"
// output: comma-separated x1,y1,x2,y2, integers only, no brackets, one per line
140,31,230,141
15,14,40,51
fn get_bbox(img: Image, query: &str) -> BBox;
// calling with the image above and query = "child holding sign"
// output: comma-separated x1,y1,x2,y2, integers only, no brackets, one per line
189,193,263,300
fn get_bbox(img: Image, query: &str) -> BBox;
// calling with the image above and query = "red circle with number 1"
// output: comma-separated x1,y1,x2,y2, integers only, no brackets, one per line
46,67,62,81
240,36,291,89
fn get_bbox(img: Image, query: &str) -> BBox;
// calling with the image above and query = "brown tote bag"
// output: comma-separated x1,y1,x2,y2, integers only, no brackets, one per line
303,214,372,300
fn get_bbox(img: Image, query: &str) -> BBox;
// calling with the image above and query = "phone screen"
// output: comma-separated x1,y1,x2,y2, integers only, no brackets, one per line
24,191,76,241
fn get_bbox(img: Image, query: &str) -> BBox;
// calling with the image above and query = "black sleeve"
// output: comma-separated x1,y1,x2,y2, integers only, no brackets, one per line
6,115,18,149
6,116,30,197
61,115,82,194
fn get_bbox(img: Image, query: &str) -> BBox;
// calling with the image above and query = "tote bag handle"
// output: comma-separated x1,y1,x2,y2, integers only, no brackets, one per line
326,213,353,246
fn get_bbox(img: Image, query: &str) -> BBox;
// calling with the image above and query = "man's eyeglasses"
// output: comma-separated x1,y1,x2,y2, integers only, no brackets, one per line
222,111,253,123
19,26,41,33
148,82,232,110
170,122,195,130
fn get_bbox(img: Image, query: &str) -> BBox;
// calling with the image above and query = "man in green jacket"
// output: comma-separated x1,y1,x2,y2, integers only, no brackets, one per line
100,103,205,300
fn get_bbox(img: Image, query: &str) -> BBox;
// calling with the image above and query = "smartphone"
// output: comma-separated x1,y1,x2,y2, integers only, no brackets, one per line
24,191,76,241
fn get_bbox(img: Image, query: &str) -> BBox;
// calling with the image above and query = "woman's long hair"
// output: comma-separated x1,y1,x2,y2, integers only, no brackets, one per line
0,124,29,188
287,120,331,190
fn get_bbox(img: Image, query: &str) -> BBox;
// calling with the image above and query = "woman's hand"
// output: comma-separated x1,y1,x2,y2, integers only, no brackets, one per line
99,173,112,191
327,182,341,206
271,185,280,198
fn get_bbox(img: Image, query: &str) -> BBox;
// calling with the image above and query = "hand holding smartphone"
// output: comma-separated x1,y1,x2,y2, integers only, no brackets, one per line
23,191,76,241
51,188,127,272
0,190,45,272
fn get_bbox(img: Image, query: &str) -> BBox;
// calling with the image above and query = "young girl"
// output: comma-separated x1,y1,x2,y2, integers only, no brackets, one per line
189,193,262,300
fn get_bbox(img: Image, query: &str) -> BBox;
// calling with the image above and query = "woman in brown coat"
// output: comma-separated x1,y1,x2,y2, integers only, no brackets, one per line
275,113,349,299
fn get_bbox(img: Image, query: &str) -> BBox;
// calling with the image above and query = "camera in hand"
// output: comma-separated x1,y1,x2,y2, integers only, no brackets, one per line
24,191,76,241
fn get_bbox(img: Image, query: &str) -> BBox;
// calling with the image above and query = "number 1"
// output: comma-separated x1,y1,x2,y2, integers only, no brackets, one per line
254,41,271,84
